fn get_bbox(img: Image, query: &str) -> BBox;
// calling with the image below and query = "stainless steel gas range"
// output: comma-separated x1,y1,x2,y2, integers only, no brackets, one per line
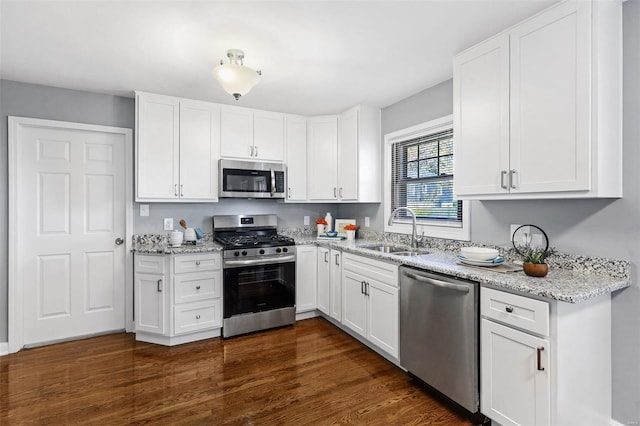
213,214,296,338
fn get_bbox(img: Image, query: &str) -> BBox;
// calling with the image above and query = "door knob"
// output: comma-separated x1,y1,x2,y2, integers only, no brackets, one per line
115,237,124,245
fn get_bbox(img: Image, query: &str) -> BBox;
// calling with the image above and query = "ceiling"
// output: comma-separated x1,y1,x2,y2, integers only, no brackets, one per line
0,1,557,116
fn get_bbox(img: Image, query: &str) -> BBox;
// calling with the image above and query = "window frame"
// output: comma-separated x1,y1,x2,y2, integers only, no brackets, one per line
383,114,471,241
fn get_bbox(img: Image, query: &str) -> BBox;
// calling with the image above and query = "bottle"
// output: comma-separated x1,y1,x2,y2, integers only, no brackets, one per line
324,212,333,231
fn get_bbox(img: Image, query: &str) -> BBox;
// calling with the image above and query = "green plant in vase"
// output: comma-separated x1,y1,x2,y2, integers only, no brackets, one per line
518,245,556,277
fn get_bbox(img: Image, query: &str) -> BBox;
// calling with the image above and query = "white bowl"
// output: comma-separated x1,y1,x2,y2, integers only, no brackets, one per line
460,247,499,261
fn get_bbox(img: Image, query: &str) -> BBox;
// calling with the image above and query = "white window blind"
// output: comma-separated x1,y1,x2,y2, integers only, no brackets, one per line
390,128,462,224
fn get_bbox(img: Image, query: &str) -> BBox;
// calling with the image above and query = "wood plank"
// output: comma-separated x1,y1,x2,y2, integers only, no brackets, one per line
0,318,474,425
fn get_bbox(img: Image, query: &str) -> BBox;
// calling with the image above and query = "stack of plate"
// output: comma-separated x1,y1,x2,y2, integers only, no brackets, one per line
458,247,504,267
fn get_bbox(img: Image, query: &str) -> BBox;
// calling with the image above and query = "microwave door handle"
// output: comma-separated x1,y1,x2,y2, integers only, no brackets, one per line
271,168,276,194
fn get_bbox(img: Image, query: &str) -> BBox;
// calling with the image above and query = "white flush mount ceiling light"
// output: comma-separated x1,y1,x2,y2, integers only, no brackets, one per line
212,49,261,100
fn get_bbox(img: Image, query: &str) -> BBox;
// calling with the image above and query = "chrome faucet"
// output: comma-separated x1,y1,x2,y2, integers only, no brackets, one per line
388,207,424,249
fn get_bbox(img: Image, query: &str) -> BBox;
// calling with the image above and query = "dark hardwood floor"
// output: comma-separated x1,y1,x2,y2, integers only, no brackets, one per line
0,318,474,425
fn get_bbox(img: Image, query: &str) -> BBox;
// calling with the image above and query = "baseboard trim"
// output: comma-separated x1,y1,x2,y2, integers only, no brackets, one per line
0,342,8,356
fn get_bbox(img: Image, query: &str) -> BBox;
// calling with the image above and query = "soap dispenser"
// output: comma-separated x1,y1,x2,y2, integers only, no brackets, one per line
324,212,333,231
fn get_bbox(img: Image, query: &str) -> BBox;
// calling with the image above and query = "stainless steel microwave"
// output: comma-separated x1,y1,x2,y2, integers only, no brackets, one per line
219,159,286,199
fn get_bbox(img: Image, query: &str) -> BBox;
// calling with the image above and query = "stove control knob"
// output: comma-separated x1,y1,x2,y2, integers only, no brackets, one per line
276,248,282,253
234,251,240,257
282,247,288,253
259,249,265,255
242,250,248,256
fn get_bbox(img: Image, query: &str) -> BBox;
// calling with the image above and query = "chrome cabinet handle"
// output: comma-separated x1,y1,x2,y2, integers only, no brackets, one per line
180,184,184,197
509,169,517,189
333,187,337,198
288,187,291,199
157,279,162,293
500,171,508,189
339,187,343,198
249,146,254,157
115,237,124,245
174,184,178,197
505,306,514,313
196,285,201,290
537,347,545,371
196,314,201,320
324,251,329,263
335,253,340,266
361,281,365,294
254,146,258,157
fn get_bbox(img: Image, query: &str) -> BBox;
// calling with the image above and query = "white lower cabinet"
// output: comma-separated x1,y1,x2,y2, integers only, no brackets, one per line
341,253,399,358
296,245,317,313
134,252,222,346
316,247,341,320
317,247,331,314
480,286,612,426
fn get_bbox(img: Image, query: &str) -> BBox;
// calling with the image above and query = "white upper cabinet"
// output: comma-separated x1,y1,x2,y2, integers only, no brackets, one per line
307,105,381,203
285,115,308,201
454,0,622,200
308,116,339,200
220,106,284,162
136,92,219,202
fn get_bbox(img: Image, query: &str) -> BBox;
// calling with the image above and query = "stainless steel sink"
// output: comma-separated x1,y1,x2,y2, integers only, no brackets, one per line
391,251,419,257
361,244,409,253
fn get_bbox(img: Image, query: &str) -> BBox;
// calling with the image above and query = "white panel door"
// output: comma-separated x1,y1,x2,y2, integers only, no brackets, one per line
329,250,342,321
481,319,550,426
367,279,398,357
20,125,126,346
179,100,220,201
220,106,253,159
285,115,308,201
341,271,367,338
136,93,179,200
253,110,284,162
510,0,590,194
453,33,510,196
295,245,317,313
316,247,330,315
338,108,358,200
307,116,339,200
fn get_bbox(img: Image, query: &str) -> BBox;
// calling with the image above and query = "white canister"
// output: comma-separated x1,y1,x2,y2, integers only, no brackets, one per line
317,224,327,235
184,228,197,242
324,212,333,231
169,230,183,247
346,230,356,240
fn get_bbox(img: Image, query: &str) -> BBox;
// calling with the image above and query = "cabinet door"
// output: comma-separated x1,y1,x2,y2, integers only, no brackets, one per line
135,273,166,334
253,110,284,162
285,115,308,201
307,116,339,200
316,247,331,315
179,100,220,201
453,34,510,196
329,250,342,321
481,319,550,426
296,245,317,313
510,1,590,194
338,108,358,200
341,270,367,338
367,279,398,358
136,93,180,200
220,106,253,159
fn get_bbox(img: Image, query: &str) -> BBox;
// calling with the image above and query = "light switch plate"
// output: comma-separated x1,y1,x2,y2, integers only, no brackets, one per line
510,224,521,242
304,216,310,226
365,217,370,227
164,218,174,231
139,204,149,217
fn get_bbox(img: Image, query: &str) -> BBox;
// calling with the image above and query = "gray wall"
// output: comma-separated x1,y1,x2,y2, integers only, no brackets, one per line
0,80,136,343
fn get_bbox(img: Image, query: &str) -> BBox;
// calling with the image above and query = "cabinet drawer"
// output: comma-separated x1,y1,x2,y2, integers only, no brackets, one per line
174,271,221,304
481,287,549,336
174,253,220,274
342,253,398,287
135,254,165,274
174,299,221,335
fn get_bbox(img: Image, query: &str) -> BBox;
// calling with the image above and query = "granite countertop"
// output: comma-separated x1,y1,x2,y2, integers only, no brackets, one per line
299,238,631,304
133,240,224,254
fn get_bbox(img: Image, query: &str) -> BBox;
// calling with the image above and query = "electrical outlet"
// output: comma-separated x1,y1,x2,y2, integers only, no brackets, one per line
164,218,174,231
365,217,370,227
139,204,149,217
511,224,532,245
304,216,310,226
510,224,521,241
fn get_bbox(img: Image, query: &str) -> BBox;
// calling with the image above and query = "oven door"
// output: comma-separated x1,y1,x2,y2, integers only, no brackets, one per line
223,257,296,318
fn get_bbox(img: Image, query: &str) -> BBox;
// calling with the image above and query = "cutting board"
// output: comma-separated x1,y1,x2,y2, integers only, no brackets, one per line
457,261,522,273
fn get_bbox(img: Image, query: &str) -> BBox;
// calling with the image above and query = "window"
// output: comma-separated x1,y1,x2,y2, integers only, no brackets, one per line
384,115,470,241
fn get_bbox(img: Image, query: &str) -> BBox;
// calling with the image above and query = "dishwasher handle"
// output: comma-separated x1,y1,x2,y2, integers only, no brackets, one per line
403,271,470,293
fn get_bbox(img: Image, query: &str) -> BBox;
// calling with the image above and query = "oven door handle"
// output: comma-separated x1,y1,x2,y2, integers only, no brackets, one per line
224,254,296,267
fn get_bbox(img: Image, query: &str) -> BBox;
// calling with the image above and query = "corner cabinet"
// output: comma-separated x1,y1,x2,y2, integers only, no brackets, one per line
135,92,220,202
134,252,222,346
454,0,622,200
307,105,381,202
480,286,612,425
220,106,284,162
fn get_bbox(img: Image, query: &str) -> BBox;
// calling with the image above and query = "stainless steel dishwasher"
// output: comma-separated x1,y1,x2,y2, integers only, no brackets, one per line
400,265,479,414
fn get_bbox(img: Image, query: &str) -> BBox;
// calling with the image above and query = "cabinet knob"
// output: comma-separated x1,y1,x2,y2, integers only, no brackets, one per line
196,314,201,320
195,261,201,266
505,306,514,313
196,285,201,290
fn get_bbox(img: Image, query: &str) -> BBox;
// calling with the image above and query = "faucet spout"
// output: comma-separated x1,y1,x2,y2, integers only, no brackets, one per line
388,207,423,249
